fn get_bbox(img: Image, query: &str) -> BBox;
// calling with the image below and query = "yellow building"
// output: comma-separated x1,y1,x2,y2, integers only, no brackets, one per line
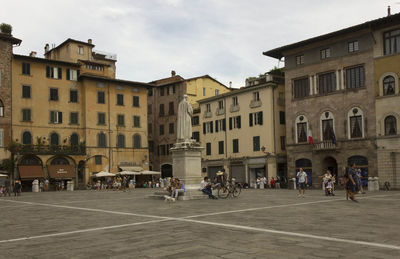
11,38,150,190
198,73,286,186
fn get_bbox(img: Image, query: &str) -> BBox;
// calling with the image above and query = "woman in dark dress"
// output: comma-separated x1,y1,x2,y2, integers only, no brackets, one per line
346,164,359,202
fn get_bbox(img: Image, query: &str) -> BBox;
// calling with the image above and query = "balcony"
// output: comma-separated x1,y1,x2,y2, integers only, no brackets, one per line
216,108,225,116
18,144,86,156
250,100,262,108
203,111,212,118
313,141,337,151
230,104,240,113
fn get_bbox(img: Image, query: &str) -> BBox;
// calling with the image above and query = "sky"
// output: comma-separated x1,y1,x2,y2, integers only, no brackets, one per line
1,0,397,88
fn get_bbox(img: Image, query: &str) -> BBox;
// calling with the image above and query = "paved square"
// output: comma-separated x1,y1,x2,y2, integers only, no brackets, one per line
0,189,399,258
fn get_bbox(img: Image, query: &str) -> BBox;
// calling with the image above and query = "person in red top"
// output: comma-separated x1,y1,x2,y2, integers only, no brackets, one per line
270,177,275,188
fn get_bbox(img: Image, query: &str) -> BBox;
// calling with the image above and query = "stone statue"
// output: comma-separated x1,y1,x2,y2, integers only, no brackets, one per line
177,94,193,142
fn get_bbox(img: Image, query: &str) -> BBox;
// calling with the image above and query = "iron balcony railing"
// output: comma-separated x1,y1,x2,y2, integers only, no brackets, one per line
18,144,86,155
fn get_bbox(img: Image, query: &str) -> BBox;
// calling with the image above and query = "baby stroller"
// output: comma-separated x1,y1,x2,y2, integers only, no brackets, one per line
325,179,335,196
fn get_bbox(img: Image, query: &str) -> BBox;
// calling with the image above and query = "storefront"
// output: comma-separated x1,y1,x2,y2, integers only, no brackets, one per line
248,157,266,188
230,164,246,184
18,165,44,192
47,165,76,190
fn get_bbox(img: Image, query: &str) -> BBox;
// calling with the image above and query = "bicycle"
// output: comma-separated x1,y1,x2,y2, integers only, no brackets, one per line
217,179,242,199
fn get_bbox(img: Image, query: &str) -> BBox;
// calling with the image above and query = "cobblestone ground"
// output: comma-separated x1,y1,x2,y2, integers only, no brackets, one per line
0,188,399,259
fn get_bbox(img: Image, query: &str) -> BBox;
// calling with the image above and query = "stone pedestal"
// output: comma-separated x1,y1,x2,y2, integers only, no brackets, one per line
171,141,205,200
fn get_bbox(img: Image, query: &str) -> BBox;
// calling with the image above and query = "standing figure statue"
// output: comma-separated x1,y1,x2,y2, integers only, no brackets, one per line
177,94,193,142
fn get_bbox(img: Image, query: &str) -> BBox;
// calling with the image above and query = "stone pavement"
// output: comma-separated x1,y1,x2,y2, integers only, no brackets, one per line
0,188,399,258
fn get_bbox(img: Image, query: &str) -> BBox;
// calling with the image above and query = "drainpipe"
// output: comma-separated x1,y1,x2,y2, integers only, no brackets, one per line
107,82,112,172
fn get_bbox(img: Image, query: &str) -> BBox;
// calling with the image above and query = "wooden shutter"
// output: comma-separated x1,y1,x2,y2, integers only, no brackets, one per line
66,69,70,80
58,67,62,79
229,117,232,130
249,113,253,127
46,66,50,78
238,116,241,129
203,123,206,134
258,111,263,125
210,121,213,133
222,118,226,131
58,112,63,123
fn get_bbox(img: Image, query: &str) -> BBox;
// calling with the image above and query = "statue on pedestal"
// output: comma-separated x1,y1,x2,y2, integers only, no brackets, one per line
177,94,193,143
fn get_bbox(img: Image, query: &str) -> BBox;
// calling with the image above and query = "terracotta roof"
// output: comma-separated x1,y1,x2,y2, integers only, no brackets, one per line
149,75,185,86
79,73,153,88
185,74,229,89
13,54,81,67
47,38,94,53
0,33,21,45
263,12,400,59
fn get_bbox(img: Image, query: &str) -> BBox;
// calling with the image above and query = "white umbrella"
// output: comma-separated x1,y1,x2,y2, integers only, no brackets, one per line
0,173,8,177
139,170,161,175
94,171,116,177
119,171,136,176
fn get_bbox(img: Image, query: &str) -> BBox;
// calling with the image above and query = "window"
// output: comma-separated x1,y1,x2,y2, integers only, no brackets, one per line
70,133,79,146
46,66,62,79
348,41,359,53
280,136,286,151
159,145,166,156
169,102,174,115
0,100,3,117
229,116,241,130
22,62,30,75
385,116,397,136
253,92,260,101
322,119,333,141
78,46,84,55
50,133,59,145
70,112,78,125
320,48,331,59
383,76,395,95
233,139,239,153
206,104,211,113
133,96,140,107
253,136,260,151
116,94,124,105
384,29,400,55
148,123,152,134
50,111,63,124
49,88,59,101
218,141,224,154
192,116,199,126
203,88,206,96
70,90,78,103
117,134,125,148
133,116,140,128
295,55,304,65
148,104,152,114
98,113,106,125
168,85,175,95
85,64,103,71
148,89,153,96
192,131,200,142
169,123,174,134
350,115,362,138
160,87,164,96
97,91,105,104
98,132,106,147
218,100,224,109
117,114,125,126
22,109,31,121
66,69,79,81
345,66,365,89
95,155,102,165
148,141,154,153
133,134,141,148
297,122,307,143
159,125,164,135
232,96,238,106
249,111,263,126
318,72,336,94
215,119,226,132
206,142,211,155
22,131,32,145
215,89,219,96
279,111,285,125
203,121,213,134
293,77,310,98
21,85,31,99
159,104,165,116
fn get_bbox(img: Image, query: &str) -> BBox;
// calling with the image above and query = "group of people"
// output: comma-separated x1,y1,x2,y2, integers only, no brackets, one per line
164,178,185,201
0,178,21,197
255,176,283,189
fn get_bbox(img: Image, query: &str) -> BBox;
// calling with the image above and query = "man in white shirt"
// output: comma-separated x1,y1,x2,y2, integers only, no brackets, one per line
296,168,308,198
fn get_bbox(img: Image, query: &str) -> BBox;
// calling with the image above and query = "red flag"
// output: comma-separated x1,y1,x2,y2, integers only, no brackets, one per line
308,130,314,145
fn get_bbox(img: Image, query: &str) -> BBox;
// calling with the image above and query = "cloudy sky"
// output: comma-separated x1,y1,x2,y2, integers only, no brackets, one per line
1,0,396,87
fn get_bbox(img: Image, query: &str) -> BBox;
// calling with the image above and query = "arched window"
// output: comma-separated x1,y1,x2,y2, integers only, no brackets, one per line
70,133,79,146
117,134,125,148
98,132,106,147
50,133,59,145
383,76,395,95
0,99,4,117
50,157,69,165
385,116,397,135
295,115,308,143
133,134,141,148
22,131,32,145
320,111,335,141
347,107,363,139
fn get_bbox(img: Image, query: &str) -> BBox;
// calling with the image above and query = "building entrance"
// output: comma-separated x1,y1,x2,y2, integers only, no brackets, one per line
161,164,172,178
323,156,338,180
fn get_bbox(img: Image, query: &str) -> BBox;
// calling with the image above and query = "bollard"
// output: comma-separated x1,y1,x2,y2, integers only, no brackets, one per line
368,177,374,191
373,177,379,191
32,179,39,192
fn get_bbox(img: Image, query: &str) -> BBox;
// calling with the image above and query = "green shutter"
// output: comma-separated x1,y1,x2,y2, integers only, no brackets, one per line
229,117,232,130
238,116,241,129
58,67,62,79
249,113,253,127
258,111,263,125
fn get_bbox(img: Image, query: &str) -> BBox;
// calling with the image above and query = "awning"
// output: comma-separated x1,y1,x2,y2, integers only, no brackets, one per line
137,170,161,175
18,165,44,179
48,165,75,179
119,166,143,172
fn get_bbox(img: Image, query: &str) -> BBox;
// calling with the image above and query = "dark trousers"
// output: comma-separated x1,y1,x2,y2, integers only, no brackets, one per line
202,187,216,199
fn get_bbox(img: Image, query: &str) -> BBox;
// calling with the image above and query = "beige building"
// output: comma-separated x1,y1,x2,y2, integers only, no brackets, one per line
10,37,150,189
148,73,230,177
199,73,286,186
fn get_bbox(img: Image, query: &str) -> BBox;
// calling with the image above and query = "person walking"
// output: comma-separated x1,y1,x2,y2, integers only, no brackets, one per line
4,178,11,196
346,164,359,202
296,168,308,198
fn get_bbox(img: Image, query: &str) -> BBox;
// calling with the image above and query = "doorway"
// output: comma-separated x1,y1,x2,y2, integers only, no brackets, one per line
323,156,338,180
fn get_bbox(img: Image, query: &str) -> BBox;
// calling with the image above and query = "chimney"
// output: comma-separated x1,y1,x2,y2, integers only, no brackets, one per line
29,51,37,57
88,39,92,44
229,81,232,88
44,43,49,53
388,5,391,16
171,70,176,77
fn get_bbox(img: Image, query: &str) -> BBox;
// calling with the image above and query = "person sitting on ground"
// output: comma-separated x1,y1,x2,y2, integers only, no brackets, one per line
200,177,217,199
171,178,185,200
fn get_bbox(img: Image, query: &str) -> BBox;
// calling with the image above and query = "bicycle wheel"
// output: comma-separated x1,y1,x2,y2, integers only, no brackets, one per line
233,184,242,197
218,186,229,199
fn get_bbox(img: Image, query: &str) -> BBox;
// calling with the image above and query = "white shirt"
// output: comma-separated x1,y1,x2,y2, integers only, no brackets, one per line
297,171,307,183
200,180,208,190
